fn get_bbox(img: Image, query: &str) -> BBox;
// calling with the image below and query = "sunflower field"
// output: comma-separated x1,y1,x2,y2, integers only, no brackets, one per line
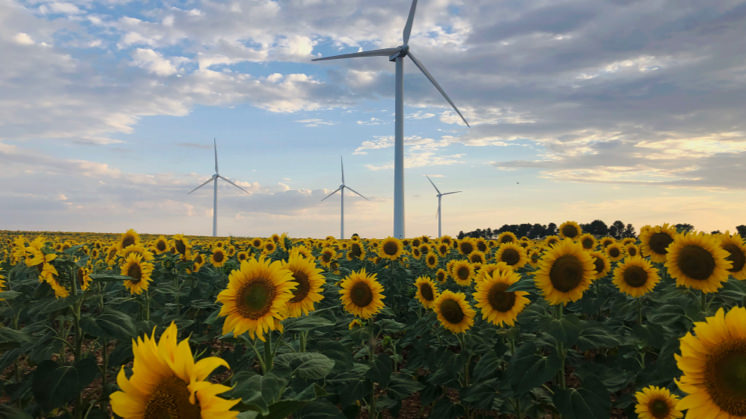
1,222,746,418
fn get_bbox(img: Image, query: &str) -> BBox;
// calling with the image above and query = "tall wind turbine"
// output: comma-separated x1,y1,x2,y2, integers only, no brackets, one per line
427,176,461,238
188,139,250,237
313,0,469,239
321,156,368,239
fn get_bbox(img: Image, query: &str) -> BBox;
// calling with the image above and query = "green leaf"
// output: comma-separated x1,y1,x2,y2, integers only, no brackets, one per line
0,290,22,300
386,373,424,399
32,360,83,411
577,325,620,351
507,342,561,394
366,353,393,387
553,376,610,419
283,315,334,333
0,405,32,419
472,350,501,381
274,352,335,380
506,278,536,292
0,327,31,350
261,400,309,419
89,274,135,282
540,315,580,346
233,373,287,416
80,308,137,341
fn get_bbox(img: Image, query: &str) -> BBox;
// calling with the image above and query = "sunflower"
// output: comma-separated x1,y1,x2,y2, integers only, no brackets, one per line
263,241,277,255
634,385,682,419
347,241,366,261
251,238,264,249
379,237,403,260
559,221,582,239
211,247,228,268
474,269,530,327
236,251,250,262
458,239,475,256
216,258,296,341
0,268,6,300
450,260,475,286
435,268,448,283
528,248,542,267
534,239,595,305
675,306,746,418
476,262,513,282
282,253,325,318
425,252,439,269
434,290,475,334
497,231,517,244
172,234,192,261
76,265,92,291
475,238,488,253
110,322,238,419
339,269,385,319
605,242,624,262
625,243,640,258
639,224,677,263
152,235,169,255
348,318,364,330
468,250,486,266
720,234,746,280
578,233,596,251
612,256,661,297
665,233,732,293
589,251,611,280
436,242,450,257
117,229,141,252
495,243,528,269
193,253,206,273
291,245,314,261
599,237,616,249
414,276,439,309
121,253,154,295
544,235,560,248
318,247,336,268
411,247,422,260
120,245,155,262
440,235,454,247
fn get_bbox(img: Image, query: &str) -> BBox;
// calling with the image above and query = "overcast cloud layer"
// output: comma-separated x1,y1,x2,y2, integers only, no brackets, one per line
1,0,745,236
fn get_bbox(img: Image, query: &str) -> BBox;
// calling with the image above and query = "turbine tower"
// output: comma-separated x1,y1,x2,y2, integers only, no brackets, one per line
313,0,469,239
321,156,368,239
427,176,461,238
188,138,250,237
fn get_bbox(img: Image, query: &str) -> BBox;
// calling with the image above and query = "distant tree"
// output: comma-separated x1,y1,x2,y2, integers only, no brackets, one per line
737,225,746,237
587,220,609,236
609,220,625,239
529,223,545,239
623,223,637,238
546,223,558,236
711,230,722,235
675,223,694,234
457,231,465,239
517,223,532,238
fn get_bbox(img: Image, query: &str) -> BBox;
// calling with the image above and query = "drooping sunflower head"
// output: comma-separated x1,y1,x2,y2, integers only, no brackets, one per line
117,229,140,251
589,251,611,280
612,256,661,297
497,231,517,244
110,322,239,419
578,233,596,251
676,306,746,418
211,247,228,268
665,232,732,293
76,266,92,291
605,242,624,262
378,237,403,261
282,253,325,318
450,259,475,286
528,248,543,267
559,221,582,239
720,234,746,280
121,253,154,296
434,290,475,334
347,241,365,261
534,239,595,305
474,269,530,327
339,269,385,319
496,243,528,269
458,239,475,256
414,276,439,309
639,224,677,263
171,234,191,260
216,257,296,341
634,385,682,419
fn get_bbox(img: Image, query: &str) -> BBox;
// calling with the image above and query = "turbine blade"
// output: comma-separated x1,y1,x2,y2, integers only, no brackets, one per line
341,156,345,184
407,51,470,127
214,138,218,173
312,48,400,61
441,191,462,196
426,175,441,194
217,175,250,194
188,176,215,194
345,185,369,200
321,186,342,201
403,0,418,44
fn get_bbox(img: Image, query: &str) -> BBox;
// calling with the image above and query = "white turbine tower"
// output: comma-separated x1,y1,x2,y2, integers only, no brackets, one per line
427,176,461,238
313,0,469,239
188,139,250,237
321,156,368,239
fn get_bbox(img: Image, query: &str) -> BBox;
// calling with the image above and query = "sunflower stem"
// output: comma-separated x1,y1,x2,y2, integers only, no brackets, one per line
144,289,151,323
249,338,267,374
367,320,378,419
300,330,308,352
264,333,274,373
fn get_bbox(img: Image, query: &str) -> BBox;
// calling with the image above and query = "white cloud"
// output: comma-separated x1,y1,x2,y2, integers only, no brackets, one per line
13,32,34,45
131,48,180,76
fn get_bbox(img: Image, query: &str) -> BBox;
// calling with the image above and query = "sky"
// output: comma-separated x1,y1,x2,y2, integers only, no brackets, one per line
1,0,746,239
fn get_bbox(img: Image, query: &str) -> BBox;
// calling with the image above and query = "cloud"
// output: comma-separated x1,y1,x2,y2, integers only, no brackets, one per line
131,48,182,76
295,118,336,127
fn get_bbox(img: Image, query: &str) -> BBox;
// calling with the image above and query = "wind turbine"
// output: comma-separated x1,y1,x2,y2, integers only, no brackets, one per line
188,139,250,237
313,0,469,239
426,175,461,238
321,156,368,239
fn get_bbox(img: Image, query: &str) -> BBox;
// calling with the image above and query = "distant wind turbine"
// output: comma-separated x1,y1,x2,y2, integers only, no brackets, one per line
427,175,461,238
321,156,368,239
188,139,250,237
313,0,469,239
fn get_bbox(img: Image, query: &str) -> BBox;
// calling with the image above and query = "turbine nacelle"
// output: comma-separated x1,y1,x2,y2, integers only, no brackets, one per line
389,45,409,62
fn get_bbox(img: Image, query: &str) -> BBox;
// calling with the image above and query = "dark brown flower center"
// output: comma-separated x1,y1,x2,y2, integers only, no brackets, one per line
648,398,670,418
156,240,167,252
383,241,399,256
289,269,310,303
561,225,579,238
582,238,594,249
623,265,648,288
459,242,474,255
593,256,606,275
427,255,436,266
488,282,515,312
677,244,716,280
144,375,201,419
127,263,142,283
213,251,224,263
500,248,520,266
470,253,484,264
705,341,746,416
350,243,362,258
723,243,745,273
350,281,373,307
436,271,446,282
122,235,135,249
238,279,276,319
549,255,584,292
321,252,332,263
419,283,435,301
477,242,488,252
175,240,186,255
456,265,470,281
608,247,620,258
440,298,465,324
499,235,514,243
649,232,673,255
